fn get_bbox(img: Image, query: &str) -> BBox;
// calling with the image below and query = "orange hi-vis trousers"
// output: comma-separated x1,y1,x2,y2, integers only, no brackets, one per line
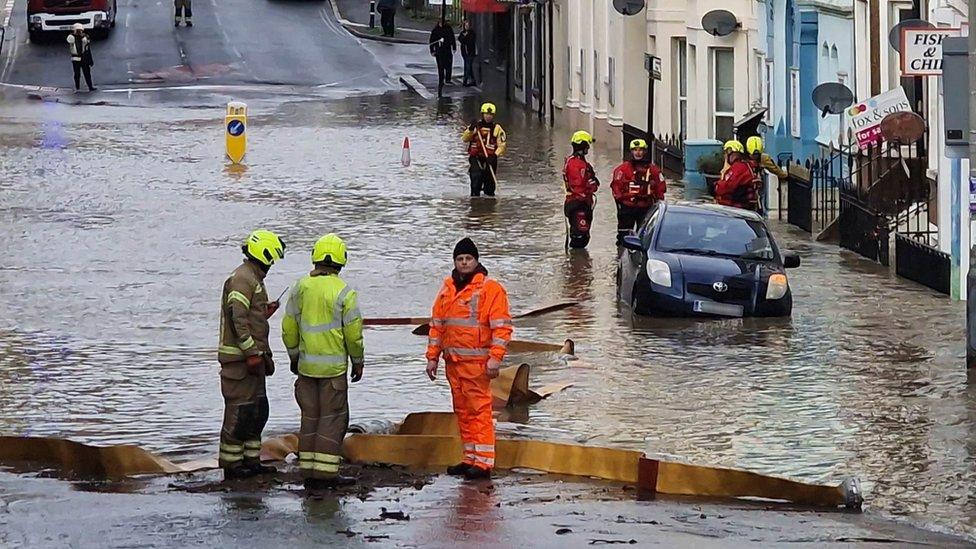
446,360,495,470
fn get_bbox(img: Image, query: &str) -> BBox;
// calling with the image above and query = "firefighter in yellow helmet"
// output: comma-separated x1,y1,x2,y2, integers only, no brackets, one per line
462,102,508,197
744,136,787,215
282,233,365,490
218,230,285,479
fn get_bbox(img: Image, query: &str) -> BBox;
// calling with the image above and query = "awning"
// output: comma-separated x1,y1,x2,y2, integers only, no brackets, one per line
733,107,768,141
462,0,510,12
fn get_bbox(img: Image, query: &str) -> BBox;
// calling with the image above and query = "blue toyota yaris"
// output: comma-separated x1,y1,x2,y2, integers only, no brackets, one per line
617,202,801,318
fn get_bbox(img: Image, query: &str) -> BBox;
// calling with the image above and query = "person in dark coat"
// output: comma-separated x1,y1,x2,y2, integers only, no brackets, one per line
377,0,396,37
458,19,477,87
429,19,456,97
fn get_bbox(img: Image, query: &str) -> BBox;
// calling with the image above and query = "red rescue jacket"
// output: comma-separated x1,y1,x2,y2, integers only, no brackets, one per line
715,159,758,210
611,160,666,208
563,154,599,205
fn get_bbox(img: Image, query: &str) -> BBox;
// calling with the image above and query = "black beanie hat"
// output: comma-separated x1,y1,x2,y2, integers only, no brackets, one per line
453,237,479,259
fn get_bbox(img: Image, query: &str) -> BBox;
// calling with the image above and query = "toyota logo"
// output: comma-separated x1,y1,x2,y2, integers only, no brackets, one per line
712,281,728,292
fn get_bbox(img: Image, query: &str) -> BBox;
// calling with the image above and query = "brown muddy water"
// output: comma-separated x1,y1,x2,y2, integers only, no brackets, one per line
0,92,972,540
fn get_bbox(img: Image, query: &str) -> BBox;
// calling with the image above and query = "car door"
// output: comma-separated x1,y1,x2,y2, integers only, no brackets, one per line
618,205,662,304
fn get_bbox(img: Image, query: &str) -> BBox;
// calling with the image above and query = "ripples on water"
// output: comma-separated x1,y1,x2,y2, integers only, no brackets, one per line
0,94,972,538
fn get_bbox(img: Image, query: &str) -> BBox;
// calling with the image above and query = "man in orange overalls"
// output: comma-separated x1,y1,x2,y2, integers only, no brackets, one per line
426,237,513,480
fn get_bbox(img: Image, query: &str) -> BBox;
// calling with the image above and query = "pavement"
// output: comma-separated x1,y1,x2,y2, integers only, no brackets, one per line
332,0,434,45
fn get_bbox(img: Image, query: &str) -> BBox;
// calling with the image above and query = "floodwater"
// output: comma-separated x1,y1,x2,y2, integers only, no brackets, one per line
0,90,973,540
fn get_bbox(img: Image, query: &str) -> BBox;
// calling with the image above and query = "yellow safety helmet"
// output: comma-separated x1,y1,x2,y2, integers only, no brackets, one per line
243,230,285,267
571,130,593,145
481,102,497,115
311,233,348,267
723,140,745,153
629,138,648,150
746,136,764,155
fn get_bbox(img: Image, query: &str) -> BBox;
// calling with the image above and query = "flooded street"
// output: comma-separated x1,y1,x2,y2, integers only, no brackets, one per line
1,90,973,541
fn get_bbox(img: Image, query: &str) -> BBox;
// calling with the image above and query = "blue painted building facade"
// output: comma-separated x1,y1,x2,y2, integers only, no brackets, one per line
763,0,855,164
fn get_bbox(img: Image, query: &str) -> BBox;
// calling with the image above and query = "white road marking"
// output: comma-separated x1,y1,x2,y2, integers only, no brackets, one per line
399,74,432,100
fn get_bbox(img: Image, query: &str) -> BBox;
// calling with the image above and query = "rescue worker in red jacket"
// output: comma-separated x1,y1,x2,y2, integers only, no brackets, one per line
611,138,666,244
714,140,759,210
462,102,507,197
426,238,513,481
563,130,600,225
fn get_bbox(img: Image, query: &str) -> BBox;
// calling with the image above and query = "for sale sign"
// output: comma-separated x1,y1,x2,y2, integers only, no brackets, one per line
847,87,913,148
901,28,961,76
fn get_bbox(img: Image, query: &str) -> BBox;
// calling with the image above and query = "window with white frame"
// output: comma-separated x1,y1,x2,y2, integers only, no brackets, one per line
756,53,764,106
675,38,687,139
713,48,735,140
790,68,800,138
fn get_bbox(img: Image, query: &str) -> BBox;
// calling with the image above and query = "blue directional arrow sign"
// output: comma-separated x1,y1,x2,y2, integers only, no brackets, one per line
227,120,245,136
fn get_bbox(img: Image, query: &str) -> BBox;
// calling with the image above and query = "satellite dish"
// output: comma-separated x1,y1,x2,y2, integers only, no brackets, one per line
613,0,645,16
812,82,855,118
888,19,934,52
880,111,926,144
702,10,740,37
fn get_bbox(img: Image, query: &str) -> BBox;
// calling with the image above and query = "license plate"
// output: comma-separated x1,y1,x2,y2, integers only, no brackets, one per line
693,300,744,317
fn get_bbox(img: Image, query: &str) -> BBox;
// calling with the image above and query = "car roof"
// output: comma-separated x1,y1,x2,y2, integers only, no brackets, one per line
664,201,765,221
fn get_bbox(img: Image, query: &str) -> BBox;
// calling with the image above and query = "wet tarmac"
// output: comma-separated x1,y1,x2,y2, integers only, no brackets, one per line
0,74,973,543
1,467,972,547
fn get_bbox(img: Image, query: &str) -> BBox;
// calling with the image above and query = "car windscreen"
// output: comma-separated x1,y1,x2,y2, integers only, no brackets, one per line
656,212,776,260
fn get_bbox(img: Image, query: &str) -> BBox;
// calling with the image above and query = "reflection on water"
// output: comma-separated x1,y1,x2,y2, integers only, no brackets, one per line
0,93,972,538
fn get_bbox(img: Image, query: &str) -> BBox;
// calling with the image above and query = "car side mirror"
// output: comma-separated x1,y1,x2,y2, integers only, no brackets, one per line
783,252,801,269
621,235,644,252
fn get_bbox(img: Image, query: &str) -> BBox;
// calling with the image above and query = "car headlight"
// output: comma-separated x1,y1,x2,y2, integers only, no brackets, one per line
645,259,672,288
766,273,789,300
30,15,41,23
94,13,103,21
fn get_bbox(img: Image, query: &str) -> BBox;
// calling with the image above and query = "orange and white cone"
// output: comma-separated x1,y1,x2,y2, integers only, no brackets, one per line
401,137,411,167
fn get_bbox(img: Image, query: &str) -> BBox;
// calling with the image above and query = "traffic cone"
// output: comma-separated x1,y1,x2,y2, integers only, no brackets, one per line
401,137,411,167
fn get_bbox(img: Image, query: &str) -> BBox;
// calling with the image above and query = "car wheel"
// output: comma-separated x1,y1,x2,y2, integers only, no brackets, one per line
28,30,43,43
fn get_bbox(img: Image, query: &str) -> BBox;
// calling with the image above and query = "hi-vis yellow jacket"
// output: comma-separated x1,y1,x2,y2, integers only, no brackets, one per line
282,269,364,378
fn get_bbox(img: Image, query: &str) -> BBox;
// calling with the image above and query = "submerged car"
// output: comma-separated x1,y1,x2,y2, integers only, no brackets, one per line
618,202,800,318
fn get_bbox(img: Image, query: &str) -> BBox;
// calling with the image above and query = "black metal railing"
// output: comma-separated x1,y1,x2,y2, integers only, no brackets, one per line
786,175,812,232
895,234,950,294
652,133,685,178
839,195,890,265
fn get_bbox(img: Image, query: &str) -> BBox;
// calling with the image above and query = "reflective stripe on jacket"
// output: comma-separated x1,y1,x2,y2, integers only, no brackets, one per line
281,270,364,378
426,272,512,363
463,122,507,158
218,261,271,364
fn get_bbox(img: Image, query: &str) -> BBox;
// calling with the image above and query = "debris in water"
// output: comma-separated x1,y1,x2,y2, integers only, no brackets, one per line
378,508,410,521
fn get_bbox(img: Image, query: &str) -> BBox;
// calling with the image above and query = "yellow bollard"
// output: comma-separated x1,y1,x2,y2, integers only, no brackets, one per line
225,101,247,164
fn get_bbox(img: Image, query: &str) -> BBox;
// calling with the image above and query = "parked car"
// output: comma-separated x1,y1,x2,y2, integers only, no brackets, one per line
618,202,800,318
28,0,118,42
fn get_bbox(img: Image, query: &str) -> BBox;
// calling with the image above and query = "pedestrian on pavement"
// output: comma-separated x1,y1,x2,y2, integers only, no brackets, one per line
611,139,666,244
282,233,365,490
174,0,193,27
462,102,507,197
563,130,600,248
377,0,396,37
429,18,456,97
66,24,96,93
458,19,477,87
217,230,285,480
714,140,760,211
426,237,513,481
